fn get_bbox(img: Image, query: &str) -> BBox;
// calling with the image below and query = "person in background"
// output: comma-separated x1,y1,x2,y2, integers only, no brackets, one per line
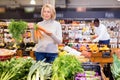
92,18,110,46
34,4,62,63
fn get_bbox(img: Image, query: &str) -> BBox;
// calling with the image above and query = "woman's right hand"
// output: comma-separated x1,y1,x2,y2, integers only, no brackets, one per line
28,23,34,29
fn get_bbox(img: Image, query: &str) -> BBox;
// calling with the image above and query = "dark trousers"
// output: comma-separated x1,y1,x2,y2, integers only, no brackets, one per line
99,39,110,47
35,52,58,63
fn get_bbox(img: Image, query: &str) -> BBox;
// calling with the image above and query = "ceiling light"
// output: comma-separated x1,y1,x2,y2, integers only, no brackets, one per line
24,7,35,12
117,0,120,1
30,0,36,5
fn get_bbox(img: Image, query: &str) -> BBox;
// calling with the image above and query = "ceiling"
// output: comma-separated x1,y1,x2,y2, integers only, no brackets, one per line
67,0,120,8
0,0,120,8
0,0,66,8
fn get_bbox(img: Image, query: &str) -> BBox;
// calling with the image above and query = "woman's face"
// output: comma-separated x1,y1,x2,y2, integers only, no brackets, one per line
43,7,52,20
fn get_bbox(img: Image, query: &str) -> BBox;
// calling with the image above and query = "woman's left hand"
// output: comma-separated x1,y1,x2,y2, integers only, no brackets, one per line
37,25,52,36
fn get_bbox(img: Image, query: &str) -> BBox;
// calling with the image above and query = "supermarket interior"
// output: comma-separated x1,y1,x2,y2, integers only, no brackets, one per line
0,0,120,80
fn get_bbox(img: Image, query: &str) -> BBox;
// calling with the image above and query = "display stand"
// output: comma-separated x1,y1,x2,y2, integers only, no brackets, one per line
90,52,113,67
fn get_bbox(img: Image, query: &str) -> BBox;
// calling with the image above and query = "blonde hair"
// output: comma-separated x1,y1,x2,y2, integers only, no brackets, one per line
41,4,56,20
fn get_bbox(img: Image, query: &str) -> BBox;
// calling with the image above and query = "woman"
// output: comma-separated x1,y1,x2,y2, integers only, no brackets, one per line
34,4,62,63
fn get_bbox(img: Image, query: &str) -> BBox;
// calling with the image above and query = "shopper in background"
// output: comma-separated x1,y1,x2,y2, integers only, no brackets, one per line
92,18,110,46
34,4,62,63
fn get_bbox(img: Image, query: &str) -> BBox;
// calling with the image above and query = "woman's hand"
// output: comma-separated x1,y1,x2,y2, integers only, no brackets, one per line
37,26,52,36
44,30,52,36
28,23,34,29
38,26,46,32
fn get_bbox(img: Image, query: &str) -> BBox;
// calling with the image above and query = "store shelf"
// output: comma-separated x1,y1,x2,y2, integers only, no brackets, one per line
16,50,36,60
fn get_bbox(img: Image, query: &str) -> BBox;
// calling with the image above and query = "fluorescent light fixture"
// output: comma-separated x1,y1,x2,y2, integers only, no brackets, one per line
117,0,120,1
30,0,36,5
24,7,35,12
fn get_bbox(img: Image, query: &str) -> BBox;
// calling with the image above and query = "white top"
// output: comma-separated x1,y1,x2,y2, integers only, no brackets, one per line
93,24,110,42
35,20,62,53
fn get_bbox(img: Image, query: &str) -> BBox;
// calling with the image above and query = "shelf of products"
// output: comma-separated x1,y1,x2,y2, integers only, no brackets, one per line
0,21,35,49
60,19,120,48
0,22,7,47
0,26,4,43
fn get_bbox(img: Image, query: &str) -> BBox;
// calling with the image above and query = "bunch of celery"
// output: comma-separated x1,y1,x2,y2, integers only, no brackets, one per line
27,60,52,80
111,54,120,80
51,55,84,80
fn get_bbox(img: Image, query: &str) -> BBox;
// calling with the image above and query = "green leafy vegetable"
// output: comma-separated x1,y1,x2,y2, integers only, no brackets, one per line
8,19,27,43
27,60,52,80
51,55,84,80
0,57,34,80
111,54,120,80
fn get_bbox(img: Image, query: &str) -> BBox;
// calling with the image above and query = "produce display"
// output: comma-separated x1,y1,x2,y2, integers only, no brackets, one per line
8,20,27,43
58,45,91,58
80,45,88,51
27,60,52,80
51,55,84,80
74,62,102,80
0,49,15,56
0,57,34,80
0,19,119,80
67,42,110,54
111,54,120,80
88,44,99,53
0,53,105,80
0,22,7,27
75,71,101,80
99,45,110,51
0,49,16,61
